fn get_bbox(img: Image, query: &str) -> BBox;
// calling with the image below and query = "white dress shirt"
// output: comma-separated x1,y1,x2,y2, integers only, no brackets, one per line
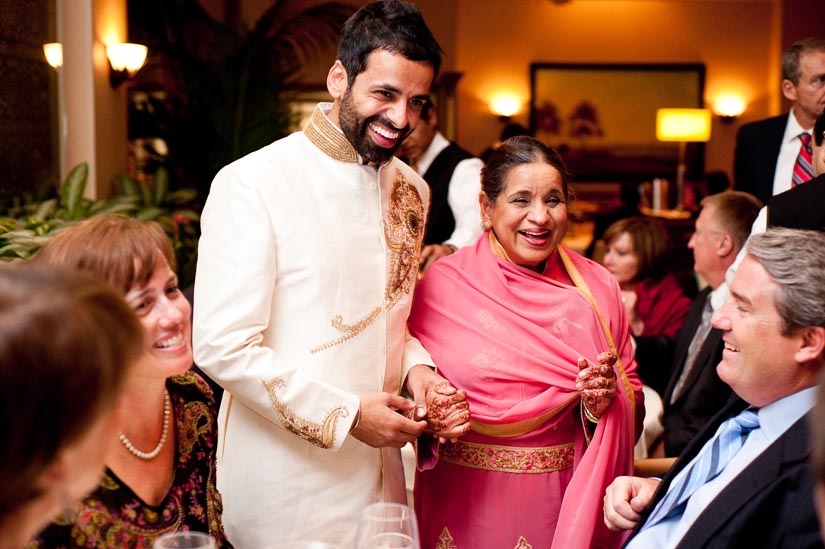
772,108,813,197
415,131,483,248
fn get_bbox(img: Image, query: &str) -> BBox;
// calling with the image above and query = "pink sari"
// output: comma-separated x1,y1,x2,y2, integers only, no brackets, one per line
408,234,642,549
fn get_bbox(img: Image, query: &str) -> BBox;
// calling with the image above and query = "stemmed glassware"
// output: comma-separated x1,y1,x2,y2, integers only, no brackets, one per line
153,531,217,549
354,502,420,549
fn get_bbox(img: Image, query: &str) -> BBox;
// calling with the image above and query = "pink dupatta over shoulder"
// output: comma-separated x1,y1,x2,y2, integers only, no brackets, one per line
409,234,643,549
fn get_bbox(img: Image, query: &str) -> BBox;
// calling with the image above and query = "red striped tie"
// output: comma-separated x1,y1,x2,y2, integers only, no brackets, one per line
792,132,813,188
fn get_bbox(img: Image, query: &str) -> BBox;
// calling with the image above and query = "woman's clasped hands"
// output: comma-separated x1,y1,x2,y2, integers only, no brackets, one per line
423,382,471,443
576,350,619,419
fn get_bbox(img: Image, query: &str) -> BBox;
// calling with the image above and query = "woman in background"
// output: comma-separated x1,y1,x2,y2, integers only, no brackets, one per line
0,265,142,548
28,217,230,548
602,216,692,396
409,136,642,548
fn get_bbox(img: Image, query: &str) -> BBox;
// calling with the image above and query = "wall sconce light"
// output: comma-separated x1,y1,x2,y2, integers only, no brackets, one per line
712,94,746,124
489,92,522,123
106,43,148,88
656,108,712,210
43,42,63,69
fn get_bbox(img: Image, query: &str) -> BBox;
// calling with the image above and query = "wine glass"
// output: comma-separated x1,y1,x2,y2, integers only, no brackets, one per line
153,531,217,549
354,502,419,549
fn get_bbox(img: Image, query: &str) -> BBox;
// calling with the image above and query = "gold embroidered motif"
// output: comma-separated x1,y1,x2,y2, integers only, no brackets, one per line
514,536,533,549
439,440,574,473
303,105,358,163
309,306,382,354
384,169,424,308
261,378,347,449
310,168,425,354
436,527,458,549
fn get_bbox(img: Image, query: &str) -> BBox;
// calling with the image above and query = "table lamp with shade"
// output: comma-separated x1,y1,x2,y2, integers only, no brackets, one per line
656,108,711,210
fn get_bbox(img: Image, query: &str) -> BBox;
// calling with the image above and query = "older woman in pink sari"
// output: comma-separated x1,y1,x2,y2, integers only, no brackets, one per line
408,136,643,549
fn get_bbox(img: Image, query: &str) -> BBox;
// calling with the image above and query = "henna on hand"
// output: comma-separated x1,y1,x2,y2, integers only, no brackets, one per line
577,351,619,418
424,383,471,436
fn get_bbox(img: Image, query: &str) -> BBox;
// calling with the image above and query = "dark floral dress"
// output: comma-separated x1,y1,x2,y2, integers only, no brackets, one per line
27,371,232,548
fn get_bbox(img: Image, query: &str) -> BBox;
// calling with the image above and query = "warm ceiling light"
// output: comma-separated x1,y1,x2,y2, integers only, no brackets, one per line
489,93,522,119
43,42,63,69
106,43,148,88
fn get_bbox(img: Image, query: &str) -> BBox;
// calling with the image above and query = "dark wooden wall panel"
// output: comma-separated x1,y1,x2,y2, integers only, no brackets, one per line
0,0,57,201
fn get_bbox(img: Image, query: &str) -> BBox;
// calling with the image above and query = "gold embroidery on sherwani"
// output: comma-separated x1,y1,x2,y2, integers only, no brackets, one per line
384,170,424,307
261,378,347,448
514,536,533,549
439,440,574,473
310,168,425,354
303,105,358,163
436,527,458,549
310,306,382,354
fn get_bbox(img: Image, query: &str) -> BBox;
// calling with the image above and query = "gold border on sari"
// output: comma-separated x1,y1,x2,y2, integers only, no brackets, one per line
470,395,579,438
439,440,574,474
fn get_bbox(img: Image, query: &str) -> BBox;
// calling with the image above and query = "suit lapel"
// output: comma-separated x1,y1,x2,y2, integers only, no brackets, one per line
628,398,749,540
675,415,810,547
671,329,723,405
663,289,711,402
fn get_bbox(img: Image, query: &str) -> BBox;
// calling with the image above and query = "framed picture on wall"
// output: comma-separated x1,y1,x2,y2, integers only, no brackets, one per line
530,63,706,182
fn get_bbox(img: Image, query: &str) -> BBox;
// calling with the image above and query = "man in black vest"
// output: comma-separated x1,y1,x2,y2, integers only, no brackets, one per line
399,100,483,270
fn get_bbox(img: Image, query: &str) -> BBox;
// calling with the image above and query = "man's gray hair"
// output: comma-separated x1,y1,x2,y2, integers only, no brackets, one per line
746,228,825,334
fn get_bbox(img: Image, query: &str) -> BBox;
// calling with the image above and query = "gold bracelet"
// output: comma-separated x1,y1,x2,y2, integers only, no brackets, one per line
582,400,600,424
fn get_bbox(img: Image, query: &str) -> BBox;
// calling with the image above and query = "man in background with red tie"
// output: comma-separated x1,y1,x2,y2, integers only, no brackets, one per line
768,107,825,231
604,227,825,548
734,38,825,203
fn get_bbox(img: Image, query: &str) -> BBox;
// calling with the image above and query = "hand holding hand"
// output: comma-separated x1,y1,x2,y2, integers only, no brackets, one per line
577,350,618,419
424,382,471,442
603,475,660,531
350,392,427,448
405,365,470,443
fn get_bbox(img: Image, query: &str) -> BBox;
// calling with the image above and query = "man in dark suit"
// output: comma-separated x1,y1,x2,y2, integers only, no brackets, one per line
604,228,825,548
768,106,825,232
734,37,825,204
660,191,762,457
398,99,483,270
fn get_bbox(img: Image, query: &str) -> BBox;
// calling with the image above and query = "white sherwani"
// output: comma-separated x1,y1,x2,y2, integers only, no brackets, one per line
193,104,434,547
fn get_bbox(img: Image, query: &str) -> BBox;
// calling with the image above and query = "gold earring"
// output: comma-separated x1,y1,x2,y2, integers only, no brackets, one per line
482,221,491,230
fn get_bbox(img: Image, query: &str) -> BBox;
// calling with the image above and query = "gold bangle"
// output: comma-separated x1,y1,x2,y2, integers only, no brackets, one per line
582,400,600,424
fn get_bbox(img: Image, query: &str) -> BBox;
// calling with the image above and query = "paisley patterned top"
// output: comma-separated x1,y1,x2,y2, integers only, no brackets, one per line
27,372,232,548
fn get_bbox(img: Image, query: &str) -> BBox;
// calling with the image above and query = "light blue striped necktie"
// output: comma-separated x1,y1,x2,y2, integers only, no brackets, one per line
643,408,760,528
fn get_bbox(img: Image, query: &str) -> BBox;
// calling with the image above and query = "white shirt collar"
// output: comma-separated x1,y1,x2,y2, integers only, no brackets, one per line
784,108,813,144
756,385,816,443
709,281,729,312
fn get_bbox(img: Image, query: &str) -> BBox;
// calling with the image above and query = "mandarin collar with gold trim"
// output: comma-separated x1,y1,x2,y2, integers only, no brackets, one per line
303,103,390,168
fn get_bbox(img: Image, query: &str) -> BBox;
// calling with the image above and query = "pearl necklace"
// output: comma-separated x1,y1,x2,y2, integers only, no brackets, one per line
119,391,171,460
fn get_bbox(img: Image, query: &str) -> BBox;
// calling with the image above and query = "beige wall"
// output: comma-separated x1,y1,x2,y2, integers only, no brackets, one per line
451,0,779,179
